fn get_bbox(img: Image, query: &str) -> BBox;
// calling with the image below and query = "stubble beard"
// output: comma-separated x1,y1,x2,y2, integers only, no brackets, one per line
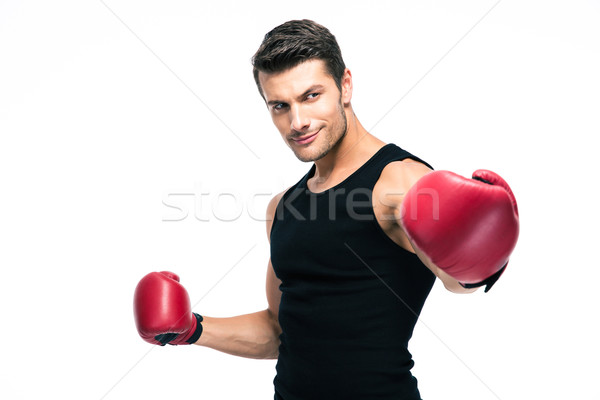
294,100,348,163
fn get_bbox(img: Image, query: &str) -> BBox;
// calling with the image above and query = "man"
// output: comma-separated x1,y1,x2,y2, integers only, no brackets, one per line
134,19,519,399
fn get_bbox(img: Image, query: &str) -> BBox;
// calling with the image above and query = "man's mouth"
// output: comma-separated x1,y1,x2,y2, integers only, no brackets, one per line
291,129,320,145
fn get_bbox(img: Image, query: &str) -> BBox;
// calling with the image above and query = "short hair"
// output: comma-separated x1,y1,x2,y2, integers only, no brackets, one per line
252,19,346,99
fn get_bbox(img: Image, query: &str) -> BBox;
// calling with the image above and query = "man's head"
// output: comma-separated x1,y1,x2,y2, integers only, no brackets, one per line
252,20,352,162
252,19,346,100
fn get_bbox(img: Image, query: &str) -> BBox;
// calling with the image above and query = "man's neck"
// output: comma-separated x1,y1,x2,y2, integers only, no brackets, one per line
310,116,385,191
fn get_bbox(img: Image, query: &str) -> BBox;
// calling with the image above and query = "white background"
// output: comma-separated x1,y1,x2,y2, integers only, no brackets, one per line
1,1,599,399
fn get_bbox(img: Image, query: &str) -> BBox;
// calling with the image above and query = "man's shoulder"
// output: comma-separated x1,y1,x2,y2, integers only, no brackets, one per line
373,158,433,211
370,157,433,252
265,188,289,242
379,158,433,190
267,189,287,217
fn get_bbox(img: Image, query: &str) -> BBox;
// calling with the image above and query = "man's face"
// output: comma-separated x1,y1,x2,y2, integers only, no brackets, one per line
259,59,349,162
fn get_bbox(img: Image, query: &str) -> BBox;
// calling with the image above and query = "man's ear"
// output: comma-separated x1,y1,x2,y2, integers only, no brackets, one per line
341,68,353,106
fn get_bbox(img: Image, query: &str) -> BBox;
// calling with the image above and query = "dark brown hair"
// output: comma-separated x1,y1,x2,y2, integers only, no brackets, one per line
252,19,346,99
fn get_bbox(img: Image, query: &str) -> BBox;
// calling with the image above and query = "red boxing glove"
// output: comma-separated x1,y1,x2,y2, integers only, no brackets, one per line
400,170,519,292
134,271,203,345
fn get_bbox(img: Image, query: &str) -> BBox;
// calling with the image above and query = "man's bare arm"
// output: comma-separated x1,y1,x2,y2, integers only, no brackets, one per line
376,160,478,294
194,306,280,359
394,161,518,293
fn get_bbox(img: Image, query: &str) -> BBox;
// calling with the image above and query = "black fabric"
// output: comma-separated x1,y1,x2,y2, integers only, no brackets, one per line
155,332,178,346
186,313,204,344
270,144,436,400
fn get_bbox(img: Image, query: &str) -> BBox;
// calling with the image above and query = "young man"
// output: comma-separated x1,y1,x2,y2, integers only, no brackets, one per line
134,20,519,399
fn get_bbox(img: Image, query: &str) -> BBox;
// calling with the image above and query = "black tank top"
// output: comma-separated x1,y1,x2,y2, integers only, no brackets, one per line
270,144,436,400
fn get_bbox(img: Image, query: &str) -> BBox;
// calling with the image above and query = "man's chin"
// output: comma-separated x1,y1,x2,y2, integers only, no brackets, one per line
292,147,329,163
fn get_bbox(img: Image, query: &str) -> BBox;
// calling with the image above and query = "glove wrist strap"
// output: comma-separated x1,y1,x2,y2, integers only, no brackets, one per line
186,313,204,344
154,313,204,346
459,263,507,293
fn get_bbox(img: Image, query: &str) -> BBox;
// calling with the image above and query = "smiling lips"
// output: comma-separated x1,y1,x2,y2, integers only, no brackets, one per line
291,129,320,145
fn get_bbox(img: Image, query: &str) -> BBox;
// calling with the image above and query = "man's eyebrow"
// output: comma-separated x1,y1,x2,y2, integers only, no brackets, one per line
299,84,326,99
267,84,326,106
267,99,283,106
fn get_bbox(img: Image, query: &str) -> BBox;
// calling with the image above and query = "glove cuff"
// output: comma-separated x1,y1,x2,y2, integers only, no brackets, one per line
459,263,507,293
154,313,204,346
185,313,204,344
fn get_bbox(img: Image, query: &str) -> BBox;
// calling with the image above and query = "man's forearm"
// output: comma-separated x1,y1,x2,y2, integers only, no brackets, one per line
194,309,281,359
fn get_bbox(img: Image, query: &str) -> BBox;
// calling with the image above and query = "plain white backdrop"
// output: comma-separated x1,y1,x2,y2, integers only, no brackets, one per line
1,1,599,399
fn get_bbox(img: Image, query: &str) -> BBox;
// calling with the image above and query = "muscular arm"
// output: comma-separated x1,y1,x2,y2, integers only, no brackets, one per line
194,193,284,359
397,164,518,293
376,160,478,294
194,307,280,359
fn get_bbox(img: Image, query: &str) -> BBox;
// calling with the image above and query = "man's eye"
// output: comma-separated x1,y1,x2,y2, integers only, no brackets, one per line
273,103,287,111
307,93,320,100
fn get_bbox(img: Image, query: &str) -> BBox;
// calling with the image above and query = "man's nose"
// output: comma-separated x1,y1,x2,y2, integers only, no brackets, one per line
290,105,310,132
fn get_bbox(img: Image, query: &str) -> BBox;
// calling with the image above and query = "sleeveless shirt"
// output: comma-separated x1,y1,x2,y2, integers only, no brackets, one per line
270,144,436,400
